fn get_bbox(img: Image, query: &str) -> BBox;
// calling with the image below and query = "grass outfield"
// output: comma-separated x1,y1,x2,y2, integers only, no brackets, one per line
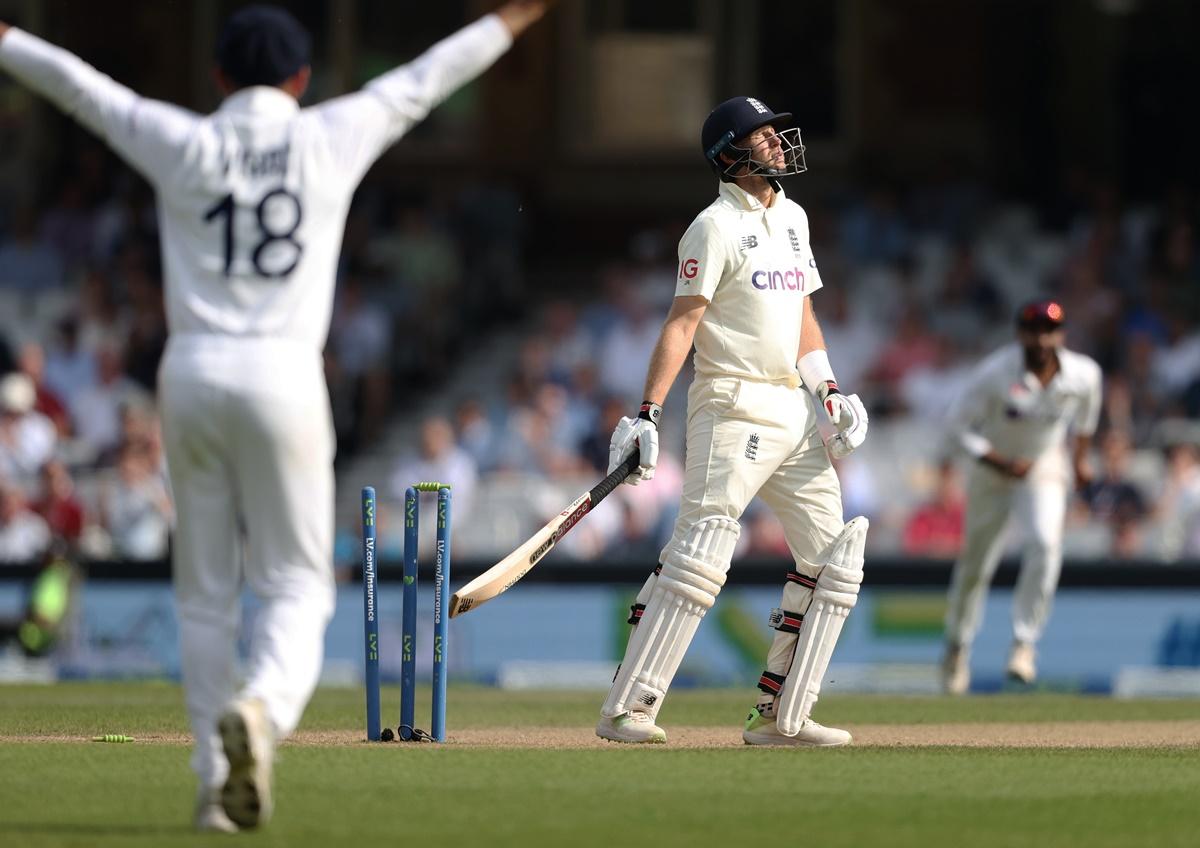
0,684,1197,847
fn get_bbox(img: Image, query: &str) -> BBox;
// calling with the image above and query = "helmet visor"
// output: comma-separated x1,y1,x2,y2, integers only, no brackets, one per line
717,127,807,180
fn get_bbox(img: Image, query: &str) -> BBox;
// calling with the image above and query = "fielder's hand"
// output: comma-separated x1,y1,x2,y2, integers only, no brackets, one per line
495,0,556,37
817,383,868,459
0,22,10,39
608,402,660,485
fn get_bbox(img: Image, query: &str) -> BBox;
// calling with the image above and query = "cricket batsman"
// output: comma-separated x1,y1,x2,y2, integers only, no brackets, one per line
942,299,1102,693
599,96,870,746
0,1,553,830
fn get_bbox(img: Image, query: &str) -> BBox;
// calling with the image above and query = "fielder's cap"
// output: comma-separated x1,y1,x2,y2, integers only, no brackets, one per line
1016,299,1066,329
701,96,793,165
216,4,311,88
0,372,35,415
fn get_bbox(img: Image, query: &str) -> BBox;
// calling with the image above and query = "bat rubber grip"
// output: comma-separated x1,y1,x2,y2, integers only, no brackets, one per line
590,450,642,503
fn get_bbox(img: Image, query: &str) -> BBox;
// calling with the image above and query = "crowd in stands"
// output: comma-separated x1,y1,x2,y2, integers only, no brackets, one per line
2,153,1200,565
386,173,1200,564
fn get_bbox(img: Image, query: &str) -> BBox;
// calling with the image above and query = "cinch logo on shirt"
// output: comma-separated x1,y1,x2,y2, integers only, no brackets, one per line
751,267,807,291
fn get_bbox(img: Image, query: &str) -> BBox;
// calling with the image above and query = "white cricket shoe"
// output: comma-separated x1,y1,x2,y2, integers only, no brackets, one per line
942,643,970,695
218,698,275,829
1006,641,1037,684
194,786,238,833
596,711,667,744
742,704,852,747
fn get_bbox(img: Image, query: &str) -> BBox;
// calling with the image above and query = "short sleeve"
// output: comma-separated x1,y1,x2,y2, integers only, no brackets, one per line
1073,359,1103,436
675,215,727,300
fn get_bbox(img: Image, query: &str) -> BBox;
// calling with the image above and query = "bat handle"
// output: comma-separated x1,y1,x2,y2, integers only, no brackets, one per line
589,449,642,504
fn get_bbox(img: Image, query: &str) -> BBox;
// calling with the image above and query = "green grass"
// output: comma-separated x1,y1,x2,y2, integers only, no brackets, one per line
1,684,1199,847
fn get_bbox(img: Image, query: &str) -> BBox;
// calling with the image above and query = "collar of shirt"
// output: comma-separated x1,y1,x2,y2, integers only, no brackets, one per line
719,180,787,212
218,86,300,118
1016,346,1066,392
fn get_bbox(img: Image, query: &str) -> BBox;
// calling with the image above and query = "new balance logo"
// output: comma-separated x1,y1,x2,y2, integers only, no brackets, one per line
745,433,760,460
638,693,658,707
740,235,758,251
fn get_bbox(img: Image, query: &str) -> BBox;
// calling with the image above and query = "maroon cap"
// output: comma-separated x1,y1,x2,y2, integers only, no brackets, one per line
1016,299,1065,329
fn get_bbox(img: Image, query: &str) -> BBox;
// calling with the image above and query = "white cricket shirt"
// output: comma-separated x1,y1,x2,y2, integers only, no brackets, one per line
947,343,1103,472
675,180,823,384
0,17,512,349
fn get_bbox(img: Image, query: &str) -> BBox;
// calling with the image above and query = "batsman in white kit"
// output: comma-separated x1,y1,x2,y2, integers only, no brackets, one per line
942,300,1102,694
600,97,870,747
0,1,552,830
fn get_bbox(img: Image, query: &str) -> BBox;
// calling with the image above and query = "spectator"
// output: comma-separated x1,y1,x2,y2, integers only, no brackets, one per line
452,398,498,473
43,317,97,404
16,341,70,437
328,275,392,451
32,459,85,547
0,372,56,483
76,269,130,353
0,478,51,563
70,343,149,459
99,445,172,561
0,206,64,290
96,402,162,470
902,460,966,557
597,273,661,403
1081,429,1148,557
122,266,168,391
390,416,478,515
1154,442,1200,561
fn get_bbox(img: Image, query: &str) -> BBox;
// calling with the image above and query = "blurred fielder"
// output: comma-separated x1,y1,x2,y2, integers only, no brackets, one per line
0,1,552,831
600,97,869,747
942,300,1102,694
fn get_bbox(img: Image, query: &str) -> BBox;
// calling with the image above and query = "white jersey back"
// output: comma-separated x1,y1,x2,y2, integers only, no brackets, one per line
0,17,512,349
948,343,1103,475
675,181,823,384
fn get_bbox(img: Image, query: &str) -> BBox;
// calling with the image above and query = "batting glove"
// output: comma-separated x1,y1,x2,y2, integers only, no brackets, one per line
608,402,661,485
817,382,869,459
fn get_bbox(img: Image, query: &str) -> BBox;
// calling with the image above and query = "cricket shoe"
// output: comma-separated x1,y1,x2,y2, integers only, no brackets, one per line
596,711,667,744
1006,641,1037,684
218,697,275,829
194,786,238,833
942,642,970,695
742,702,852,747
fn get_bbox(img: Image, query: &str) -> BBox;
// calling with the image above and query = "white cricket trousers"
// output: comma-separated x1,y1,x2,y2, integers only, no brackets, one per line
159,336,336,789
667,376,845,576
944,466,1068,649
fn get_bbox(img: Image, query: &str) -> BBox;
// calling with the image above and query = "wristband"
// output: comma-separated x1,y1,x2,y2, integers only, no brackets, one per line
797,349,837,395
638,401,663,426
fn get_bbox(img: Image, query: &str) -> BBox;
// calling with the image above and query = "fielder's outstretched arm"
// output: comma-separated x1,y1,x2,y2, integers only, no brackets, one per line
0,20,196,185
642,295,708,405
316,0,555,182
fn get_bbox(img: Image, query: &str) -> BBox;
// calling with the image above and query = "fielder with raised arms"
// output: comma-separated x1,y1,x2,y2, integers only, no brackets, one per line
0,1,553,831
599,96,869,747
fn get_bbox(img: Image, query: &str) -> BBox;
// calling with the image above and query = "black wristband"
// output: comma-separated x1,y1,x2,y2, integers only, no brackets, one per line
638,401,663,426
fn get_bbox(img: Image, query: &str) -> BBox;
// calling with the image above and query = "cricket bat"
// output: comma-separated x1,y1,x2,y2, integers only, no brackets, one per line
448,451,641,617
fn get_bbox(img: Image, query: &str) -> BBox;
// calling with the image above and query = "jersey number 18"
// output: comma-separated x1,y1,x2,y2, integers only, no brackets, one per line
203,188,304,278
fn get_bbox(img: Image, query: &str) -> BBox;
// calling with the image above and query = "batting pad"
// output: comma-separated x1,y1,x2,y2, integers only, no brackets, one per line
777,516,867,736
602,517,739,719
